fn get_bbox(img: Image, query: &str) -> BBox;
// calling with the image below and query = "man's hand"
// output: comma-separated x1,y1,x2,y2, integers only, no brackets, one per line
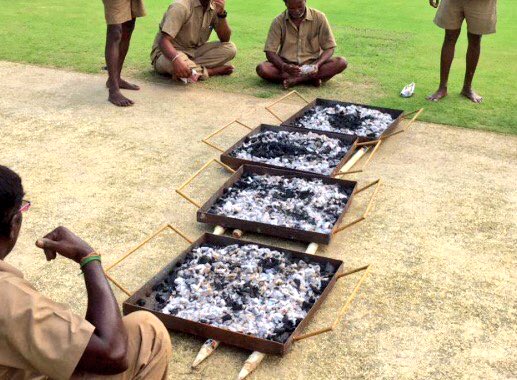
173,58,192,79
282,63,302,77
429,0,439,8
36,226,93,264
214,0,226,15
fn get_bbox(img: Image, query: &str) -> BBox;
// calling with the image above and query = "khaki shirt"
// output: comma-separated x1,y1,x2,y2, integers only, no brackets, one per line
151,0,219,64
264,7,337,65
0,260,94,380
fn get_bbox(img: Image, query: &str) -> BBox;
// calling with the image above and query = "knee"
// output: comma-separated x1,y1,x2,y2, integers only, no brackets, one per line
444,29,460,43
107,25,123,42
335,57,348,72
222,42,237,60
124,311,172,359
467,32,481,46
256,63,267,78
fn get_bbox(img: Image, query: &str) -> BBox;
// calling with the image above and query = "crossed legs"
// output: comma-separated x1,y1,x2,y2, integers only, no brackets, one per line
428,29,483,103
105,19,139,107
256,57,347,89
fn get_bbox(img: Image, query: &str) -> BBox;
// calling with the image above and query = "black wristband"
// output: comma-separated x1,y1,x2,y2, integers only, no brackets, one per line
217,10,227,18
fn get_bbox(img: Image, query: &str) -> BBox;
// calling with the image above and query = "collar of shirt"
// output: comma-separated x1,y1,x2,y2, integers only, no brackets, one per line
193,0,216,11
0,260,24,278
283,7,314,22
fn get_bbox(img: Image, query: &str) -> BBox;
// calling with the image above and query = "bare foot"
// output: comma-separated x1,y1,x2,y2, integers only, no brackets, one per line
427,87,448,102
108,89,134,107
106,79,140,91
207,65,235,77
461,88,483,103
311,79,322,88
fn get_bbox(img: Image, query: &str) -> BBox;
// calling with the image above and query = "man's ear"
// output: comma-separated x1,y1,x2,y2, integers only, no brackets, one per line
9,213,21,240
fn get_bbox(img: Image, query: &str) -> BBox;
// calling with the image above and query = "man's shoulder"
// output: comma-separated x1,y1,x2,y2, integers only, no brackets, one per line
309,7,330,22
272,11,287,25
166,0,192,14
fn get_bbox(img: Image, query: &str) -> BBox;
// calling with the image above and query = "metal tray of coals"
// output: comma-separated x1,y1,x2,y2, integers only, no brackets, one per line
197,165,357,244
220,124,359,177
281,98,405,141
123,233,344,355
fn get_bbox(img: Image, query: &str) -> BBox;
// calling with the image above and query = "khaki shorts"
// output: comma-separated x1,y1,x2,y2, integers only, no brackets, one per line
434,0,497,35
102,0,146,25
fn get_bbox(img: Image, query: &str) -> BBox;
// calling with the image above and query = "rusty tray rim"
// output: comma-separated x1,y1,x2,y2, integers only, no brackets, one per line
220,124,359,178
196,164,358,244
281,98,405,141
122,233,344,355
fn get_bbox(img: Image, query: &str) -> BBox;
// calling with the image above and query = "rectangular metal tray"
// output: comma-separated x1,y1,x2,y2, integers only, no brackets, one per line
123,233,344,355
197,165,357,244
220,124,359,177
282,98,405,141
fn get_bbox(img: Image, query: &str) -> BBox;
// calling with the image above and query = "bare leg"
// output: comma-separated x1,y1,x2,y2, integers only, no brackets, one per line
461,32,483,103
427,29,461,102
256,62,285,83
105,24,133,107
113,19,139,91
206,65,235,77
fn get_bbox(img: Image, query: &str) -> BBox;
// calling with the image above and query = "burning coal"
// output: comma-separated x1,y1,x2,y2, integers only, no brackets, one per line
208,173,351,233
229,130,351,175
156,243,336,342
293,104,394,138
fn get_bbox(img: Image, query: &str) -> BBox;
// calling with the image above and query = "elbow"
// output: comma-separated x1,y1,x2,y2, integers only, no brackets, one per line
102,347,129,374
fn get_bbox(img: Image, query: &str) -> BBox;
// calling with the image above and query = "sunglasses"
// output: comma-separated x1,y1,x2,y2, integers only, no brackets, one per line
20,200,31,213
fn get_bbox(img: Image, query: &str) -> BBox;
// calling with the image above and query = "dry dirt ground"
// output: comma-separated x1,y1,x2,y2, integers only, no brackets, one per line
1,61,516,380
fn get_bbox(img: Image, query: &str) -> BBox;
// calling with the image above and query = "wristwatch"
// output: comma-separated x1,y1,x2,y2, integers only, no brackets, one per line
217,10,227,18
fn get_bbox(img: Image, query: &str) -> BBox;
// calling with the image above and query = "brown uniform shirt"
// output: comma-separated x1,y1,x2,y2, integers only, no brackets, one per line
0,260,94,380
151,0,220,64
264,7,337,65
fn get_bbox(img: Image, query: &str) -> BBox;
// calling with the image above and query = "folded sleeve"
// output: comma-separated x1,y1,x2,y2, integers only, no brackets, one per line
160,3,189,39
319,13,337,50
0,276,94,380
264,18,282,53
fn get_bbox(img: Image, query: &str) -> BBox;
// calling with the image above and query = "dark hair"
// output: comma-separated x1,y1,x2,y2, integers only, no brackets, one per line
0,165,24,237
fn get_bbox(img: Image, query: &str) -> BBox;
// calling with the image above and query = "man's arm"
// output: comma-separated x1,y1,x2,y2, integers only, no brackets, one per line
314,48,335,68
36,227,128,375
214,0,231,42
266,51,301,77
158,33,193,78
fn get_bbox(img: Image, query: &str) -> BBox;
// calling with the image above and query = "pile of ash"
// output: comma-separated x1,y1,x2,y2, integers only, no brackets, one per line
154,243,336,342
208,173,351,233
229,130,351,175
293,104,394,138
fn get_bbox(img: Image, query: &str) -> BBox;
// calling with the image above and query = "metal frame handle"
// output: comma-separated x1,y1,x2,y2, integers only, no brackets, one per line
175,158,235,208
380,108,424,141
294,265,371,341
333,179,382,235
202,119,253,153
265,90,310,123
105,224,194,296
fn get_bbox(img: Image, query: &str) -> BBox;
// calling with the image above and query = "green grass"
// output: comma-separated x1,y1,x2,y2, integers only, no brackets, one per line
0,0,516,133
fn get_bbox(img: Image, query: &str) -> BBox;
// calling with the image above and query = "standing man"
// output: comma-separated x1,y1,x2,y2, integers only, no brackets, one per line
151,0,237,83
427,0,497,103
0,165,172,379
256,0,347,89
103,0,146,107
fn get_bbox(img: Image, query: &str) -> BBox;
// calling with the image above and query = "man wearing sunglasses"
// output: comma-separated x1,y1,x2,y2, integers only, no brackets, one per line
0,165,171,379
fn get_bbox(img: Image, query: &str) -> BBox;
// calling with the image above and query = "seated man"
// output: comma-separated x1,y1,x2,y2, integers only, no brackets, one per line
257,0,347,89
0,165,171,379
151,0,237,82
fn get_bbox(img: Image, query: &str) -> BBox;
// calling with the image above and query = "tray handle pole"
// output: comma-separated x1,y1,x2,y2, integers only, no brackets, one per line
202,119,253,153
381,108,424,141
265,90,310,123
175,158,236,208
293,265,371,341
104,224,194,296
333,179,382,235
335,140,383,176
